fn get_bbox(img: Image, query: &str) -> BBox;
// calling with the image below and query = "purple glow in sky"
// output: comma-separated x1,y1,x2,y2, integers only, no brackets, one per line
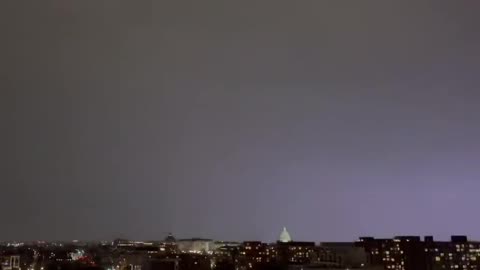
2,1,480,242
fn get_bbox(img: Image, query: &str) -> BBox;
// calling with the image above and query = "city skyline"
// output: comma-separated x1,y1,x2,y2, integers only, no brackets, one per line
3,230,480,244
3,233,480,270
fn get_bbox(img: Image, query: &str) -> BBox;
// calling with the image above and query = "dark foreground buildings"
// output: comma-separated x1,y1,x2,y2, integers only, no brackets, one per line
5,230,480,270
357,235,480,270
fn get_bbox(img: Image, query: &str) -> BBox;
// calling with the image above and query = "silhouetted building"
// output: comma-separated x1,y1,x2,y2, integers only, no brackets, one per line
160,234,177,255
356,235,480,270
276,241,316,265
213,243,240,269
145,258,178,270
356,236,427,270
238,242,270,269
356,237,392,266
384,236,426,270
425,236,480,270
319,242,367,268
178,254,211,270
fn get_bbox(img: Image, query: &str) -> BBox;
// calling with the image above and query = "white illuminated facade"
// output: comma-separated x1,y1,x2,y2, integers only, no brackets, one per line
279,227,292,243
1,256,20,270
177,238,215,254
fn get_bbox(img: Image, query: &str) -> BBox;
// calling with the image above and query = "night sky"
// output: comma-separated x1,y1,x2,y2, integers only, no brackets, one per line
3,2,480,242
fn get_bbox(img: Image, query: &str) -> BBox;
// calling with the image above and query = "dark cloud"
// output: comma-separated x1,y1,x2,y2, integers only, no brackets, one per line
2,1,480,242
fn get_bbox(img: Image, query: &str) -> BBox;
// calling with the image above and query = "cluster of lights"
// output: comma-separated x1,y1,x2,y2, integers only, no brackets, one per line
429,243,480,269
6,243,24,247
69,249,85,261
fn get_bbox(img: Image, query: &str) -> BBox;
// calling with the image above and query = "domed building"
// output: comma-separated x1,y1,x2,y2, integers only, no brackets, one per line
164,233,176,243
160,233,178,254
279,227,292,243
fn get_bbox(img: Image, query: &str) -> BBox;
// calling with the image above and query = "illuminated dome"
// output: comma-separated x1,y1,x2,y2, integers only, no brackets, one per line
279,227,292,243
